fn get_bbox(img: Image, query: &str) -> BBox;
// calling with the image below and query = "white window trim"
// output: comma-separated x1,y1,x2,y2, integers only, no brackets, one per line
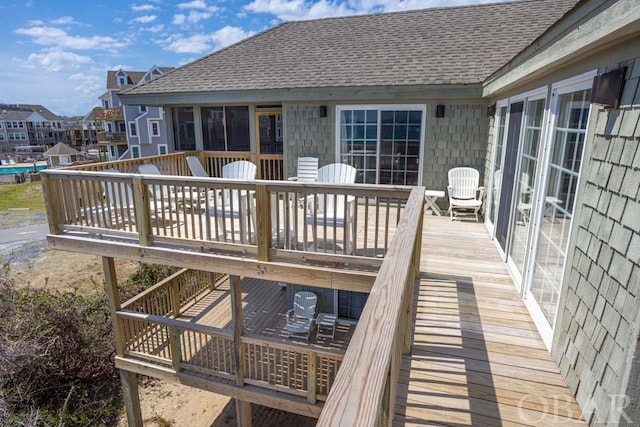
131,145,140,158
129,121,137,137
149,120,161,137
334,104,427,185
157,144,168,156
139,105,147,113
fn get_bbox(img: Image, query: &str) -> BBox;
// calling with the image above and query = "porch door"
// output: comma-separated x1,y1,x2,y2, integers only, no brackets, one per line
486,105,508,234
495,102,523,250
255,111,283,155
337,106,425,185
525,86,591,345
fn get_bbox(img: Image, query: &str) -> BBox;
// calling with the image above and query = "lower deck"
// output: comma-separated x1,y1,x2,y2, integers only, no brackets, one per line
394,216,586,426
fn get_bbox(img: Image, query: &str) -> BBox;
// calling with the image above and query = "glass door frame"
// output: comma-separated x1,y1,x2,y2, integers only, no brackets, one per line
334,104,427,186
485,99,509,238
523,71,596,349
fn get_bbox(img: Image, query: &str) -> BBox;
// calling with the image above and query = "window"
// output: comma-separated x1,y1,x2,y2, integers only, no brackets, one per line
129,122,137,137
0,122,3,128
103,100,110,109
131,145,140,158
118,122,126,132
172,107,196,151
150,121,160,137
139,105,147,113
158,144,168,155
18,122,24,128
0,134,4,141
337,105,425,185
118,77,127,85
200,106,250,151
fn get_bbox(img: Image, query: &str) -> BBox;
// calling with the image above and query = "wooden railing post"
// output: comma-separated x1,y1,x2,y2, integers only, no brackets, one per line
230,275,245,386
40,173,64,235
307,351,317,404
132,176,152,246
169,324,181,371
255,184,271,262
170,278,181,317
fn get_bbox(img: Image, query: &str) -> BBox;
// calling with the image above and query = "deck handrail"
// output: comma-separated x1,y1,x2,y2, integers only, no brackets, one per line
115,309,344,402
317,185,424,426
41,169,414,269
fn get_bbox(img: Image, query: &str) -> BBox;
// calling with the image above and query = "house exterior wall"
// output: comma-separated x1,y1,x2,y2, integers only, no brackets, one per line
283,102,489,202
552,57,640,426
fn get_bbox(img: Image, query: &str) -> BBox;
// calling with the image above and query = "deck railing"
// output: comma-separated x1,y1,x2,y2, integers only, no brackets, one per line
41,169,413,267
66,151,284,180
121,268,225,317
317,186,424,427
116,310,344,402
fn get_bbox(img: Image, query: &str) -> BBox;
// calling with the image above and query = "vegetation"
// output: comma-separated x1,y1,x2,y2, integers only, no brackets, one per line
0,182,45,212
0,262,178,426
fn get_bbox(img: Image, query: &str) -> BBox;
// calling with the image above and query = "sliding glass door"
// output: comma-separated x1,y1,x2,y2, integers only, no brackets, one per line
486,104,508,234
525,85,591,343
337,105,426,185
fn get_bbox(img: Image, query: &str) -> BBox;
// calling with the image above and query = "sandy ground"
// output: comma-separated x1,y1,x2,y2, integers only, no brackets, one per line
1,210,317,427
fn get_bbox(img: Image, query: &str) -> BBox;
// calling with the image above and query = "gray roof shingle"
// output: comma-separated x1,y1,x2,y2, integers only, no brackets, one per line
107,67,175,90
125,0,579,96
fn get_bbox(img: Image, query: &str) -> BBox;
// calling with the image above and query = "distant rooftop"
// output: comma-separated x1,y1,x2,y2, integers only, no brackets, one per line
0,104,63,121
124,0,579,96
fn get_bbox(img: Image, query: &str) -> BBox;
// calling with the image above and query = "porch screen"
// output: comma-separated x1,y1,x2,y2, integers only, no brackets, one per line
201,106,250,151
172,107,195,151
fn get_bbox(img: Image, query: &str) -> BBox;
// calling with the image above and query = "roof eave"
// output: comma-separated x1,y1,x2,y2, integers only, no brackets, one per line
119,83,485,106
483,0,640,98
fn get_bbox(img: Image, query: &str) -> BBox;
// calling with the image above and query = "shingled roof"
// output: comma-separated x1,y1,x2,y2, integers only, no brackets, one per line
125,0,578,96
106,67,174,90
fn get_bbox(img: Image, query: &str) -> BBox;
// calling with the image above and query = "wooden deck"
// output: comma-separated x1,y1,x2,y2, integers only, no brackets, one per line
394,215,586,426
179,278,355,352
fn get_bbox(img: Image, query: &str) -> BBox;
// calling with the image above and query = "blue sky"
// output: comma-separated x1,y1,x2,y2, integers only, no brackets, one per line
0,0,504,117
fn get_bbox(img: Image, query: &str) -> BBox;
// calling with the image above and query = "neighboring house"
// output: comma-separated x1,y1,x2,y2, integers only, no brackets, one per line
120,0,640,424
95,66,174,161
65,112,98,149
43,142,81,167
0,104,68,161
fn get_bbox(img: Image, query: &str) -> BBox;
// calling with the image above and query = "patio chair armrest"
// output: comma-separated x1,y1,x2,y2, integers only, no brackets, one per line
447,186,453,199
287,176,298,181
286,308,294,322
478,186,485,200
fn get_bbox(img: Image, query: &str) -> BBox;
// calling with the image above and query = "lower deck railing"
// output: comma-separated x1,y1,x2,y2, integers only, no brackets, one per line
116,310,344,403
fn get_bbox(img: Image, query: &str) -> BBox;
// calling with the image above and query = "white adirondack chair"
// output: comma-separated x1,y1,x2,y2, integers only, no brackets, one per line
138,163,173,212
186,156,209,178
209,160,257,243
305,163,357,253
285,291,317,341
288,157,319,182
447,167,484,221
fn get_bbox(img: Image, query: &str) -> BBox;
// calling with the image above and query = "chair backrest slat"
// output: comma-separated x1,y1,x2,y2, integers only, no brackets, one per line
296,157,319,182
448,167,479,200
316,163,357,214
187,156,209,178
293,291,317,320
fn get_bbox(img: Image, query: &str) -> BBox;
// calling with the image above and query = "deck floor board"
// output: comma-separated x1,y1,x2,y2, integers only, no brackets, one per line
394,215,586,426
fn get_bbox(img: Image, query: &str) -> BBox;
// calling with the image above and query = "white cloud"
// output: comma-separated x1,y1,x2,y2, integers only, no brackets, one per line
132,4,157,11
244,0,353,21
50,16,88,26
172,14,186,25
68,73,104,96
160,25,253,54
23,50,93,72
243,0,504,21
132,14,157,23
15,26,128,50
144,24,165,32
177,0,217,10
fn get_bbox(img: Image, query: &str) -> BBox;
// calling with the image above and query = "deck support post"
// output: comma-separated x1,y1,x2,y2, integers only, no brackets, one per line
119,369,143,427
40,173,63,235
235,399,252,427
102,256,125,356
307,351,317,404
230,275,245,386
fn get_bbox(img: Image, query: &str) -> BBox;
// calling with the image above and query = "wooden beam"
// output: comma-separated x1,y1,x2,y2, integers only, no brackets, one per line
230,275,245,386
115,357,323,418
48,235,377,291
307,351,317,404
40,173,64,235
235,399,252,427
119,370,143,427
102,257,125,357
